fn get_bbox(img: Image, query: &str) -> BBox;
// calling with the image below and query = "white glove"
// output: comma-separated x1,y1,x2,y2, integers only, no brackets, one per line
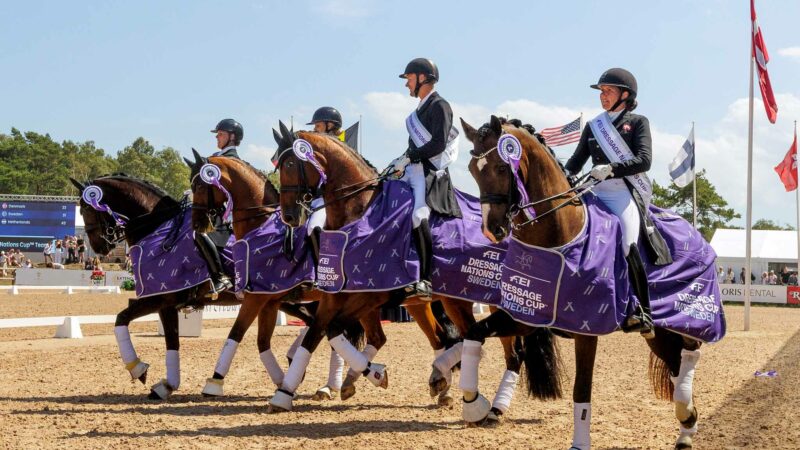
590,164,614,181
389,155,410,176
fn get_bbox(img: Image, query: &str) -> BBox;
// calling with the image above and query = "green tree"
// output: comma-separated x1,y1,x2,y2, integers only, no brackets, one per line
752,218,796,231
0,129,70,195
63,140,117,194
153,147,190,199
652,169,740,241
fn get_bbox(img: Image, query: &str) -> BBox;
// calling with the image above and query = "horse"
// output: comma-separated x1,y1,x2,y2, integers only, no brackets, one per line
71,174,319,400
189,147,466,407
461,115,713,449
271,122,560,416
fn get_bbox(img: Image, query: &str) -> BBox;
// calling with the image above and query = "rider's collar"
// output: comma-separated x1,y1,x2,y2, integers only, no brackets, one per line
213,145,237,156
608,110,623,122
417,90,436,110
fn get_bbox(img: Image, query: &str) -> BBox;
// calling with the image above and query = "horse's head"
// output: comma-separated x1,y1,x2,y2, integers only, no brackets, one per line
274,122,327,227
187,149,233,233
71,177,126,255
463,115,520,242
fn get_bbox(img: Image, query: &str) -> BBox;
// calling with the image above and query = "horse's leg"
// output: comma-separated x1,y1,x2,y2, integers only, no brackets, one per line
570,334,598,450
487,335,522,423
201,293,263,397
114,295,168,384
149,306,180,400
313,316,362,402
429,299,475,402
339,306,387,401
646,330,702,449
460,310,533,425
269,293,346,413
255,298,285,388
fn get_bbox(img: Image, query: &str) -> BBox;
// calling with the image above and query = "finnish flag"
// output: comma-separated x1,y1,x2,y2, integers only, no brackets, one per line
669,126,695,188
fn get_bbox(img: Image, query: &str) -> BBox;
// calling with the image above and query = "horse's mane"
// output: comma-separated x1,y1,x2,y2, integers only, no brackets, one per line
315,132,378,174
94,173,178,204
211,156,281,199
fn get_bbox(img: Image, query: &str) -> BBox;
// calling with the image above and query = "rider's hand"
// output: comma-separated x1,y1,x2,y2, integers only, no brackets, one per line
387,155,410,178
590,164,613,181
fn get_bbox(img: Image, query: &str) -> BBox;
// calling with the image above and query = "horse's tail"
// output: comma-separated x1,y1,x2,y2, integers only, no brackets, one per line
432,300,462,351
521,328,563,400
345,320,366,351
648,328,683,401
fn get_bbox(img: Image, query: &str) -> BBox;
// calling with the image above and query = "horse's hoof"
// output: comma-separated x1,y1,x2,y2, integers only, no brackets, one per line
462,392,491,424
312,386,338,401
437,392,454,407
675,434,693,449
340,384,356,401
129,361,149,384
201,377,224,397
148,379,174,400
428,371,450,398
268,390,294,413
366,363,388,389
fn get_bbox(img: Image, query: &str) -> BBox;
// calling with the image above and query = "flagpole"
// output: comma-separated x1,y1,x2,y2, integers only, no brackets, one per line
692,122,697,228
795,121,799,284
744,25,755,332
359,114,363,155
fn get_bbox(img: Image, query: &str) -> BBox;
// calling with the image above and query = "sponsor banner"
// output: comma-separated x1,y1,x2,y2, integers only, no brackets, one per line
787,286,800,305
14,268,132,287
719,283,786,304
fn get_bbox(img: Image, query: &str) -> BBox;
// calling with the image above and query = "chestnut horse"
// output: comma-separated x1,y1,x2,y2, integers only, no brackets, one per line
70,175,316,400
462,116,702,450
270,123,559,416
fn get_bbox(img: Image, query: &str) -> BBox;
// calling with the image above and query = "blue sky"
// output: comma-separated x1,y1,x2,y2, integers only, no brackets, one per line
1,0,799,227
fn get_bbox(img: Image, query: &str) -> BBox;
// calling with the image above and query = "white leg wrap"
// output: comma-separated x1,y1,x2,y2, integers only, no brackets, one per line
462,393,491,423
287,327,308,361
671,349,700,405
260,349,284,387
327,347,345,390
491,370,519,414
571,402,591,450
345,344,379,378
282,346,311,393
165,350,180,390
330,334,368,373
433,342,463,374
213,339,239,377
458,339,482,393
114,326,138,365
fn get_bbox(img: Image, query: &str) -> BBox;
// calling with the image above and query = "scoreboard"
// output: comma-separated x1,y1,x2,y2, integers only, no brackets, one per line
0,200,76,251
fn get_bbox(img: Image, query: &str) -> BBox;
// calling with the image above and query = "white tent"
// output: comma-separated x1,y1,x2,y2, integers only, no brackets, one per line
710,228,798,280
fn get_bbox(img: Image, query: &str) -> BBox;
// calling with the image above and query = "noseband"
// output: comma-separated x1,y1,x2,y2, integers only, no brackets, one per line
471,146,523,221
276,147,325,214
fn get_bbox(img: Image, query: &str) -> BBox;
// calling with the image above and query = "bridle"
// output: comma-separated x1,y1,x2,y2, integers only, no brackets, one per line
470,140,598,230
190,172,277,226
81,203,127,248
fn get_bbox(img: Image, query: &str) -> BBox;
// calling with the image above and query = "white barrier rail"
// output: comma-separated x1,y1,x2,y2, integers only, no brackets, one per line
0,305,287,339
4,285,121,295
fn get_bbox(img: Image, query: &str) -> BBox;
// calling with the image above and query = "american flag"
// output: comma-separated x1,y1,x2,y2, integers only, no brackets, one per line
540,116,582,146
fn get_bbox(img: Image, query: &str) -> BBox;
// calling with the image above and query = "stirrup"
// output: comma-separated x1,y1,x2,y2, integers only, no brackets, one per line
206,277,233,298
622,312,654,338
406,280,432,300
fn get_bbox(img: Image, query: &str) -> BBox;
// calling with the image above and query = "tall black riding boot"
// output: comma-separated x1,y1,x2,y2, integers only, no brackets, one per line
621,243,655,338
411,219,434,299
307,227,321,265
195,232,233,299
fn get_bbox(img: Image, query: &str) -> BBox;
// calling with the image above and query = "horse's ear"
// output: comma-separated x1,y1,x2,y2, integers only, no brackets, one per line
279,121,291,141
460,118,478,143
69,177,85,193
183,157,193,168
272,128,282,146
490,115,503,136
191,148,203,164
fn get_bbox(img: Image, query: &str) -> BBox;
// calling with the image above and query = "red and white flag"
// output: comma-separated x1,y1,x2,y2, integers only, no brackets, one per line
774,131,797,192
752,0,778,123
540,116,582,146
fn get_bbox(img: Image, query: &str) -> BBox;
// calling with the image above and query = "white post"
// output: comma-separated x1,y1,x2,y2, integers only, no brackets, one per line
744,33,755,331
692,122,697,228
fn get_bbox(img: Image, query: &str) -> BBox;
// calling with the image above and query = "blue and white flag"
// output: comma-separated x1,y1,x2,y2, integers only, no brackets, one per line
669,125,695,188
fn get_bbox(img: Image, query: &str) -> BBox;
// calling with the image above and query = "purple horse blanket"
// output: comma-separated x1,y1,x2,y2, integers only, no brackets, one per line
129,208,234,299
500,193,725,343
316,180,419,292
232,211,315,294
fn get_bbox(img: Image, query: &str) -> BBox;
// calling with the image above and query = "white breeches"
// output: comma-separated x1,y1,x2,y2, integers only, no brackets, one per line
400,162,430,228
307,197,326,235
592,179,640,256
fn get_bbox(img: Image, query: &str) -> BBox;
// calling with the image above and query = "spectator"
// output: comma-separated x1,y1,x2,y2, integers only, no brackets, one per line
67,237,76,264
7,249,18,267
77,236,86,264
761,271,769,285
0,251,6,277
717,265,724,280
768,270,778,285
84,259,94,270
726,267,735,284
739,267,746,284
53,240,63,265
21,257,32,269
43,241,53,264
790,272,799,286
92,256,103,271
124,255,132,272
781,266,791,285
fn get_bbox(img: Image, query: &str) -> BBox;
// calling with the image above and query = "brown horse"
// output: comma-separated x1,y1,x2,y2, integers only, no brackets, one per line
71,175,244,400
188,152,371,401
270,123,556,417
462,116,702,449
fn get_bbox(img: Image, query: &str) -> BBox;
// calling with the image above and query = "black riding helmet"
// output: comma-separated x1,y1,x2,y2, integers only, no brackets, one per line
399,58,439,97
307,107,342,128
211,119,244,146
591,68,638,111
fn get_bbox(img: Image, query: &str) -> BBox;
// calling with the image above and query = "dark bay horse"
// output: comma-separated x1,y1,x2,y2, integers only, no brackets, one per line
271,124,558,416
461,116,702,449
71,175,318,401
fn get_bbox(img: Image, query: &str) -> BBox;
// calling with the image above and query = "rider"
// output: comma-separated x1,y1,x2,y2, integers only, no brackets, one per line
392,58,461,298
195,118,243,296
564,68,654,336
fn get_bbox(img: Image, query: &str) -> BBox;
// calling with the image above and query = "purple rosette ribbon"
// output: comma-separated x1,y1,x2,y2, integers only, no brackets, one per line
199,163,233,222
82,185,127,225
293,138,327,188
497,134,536,220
